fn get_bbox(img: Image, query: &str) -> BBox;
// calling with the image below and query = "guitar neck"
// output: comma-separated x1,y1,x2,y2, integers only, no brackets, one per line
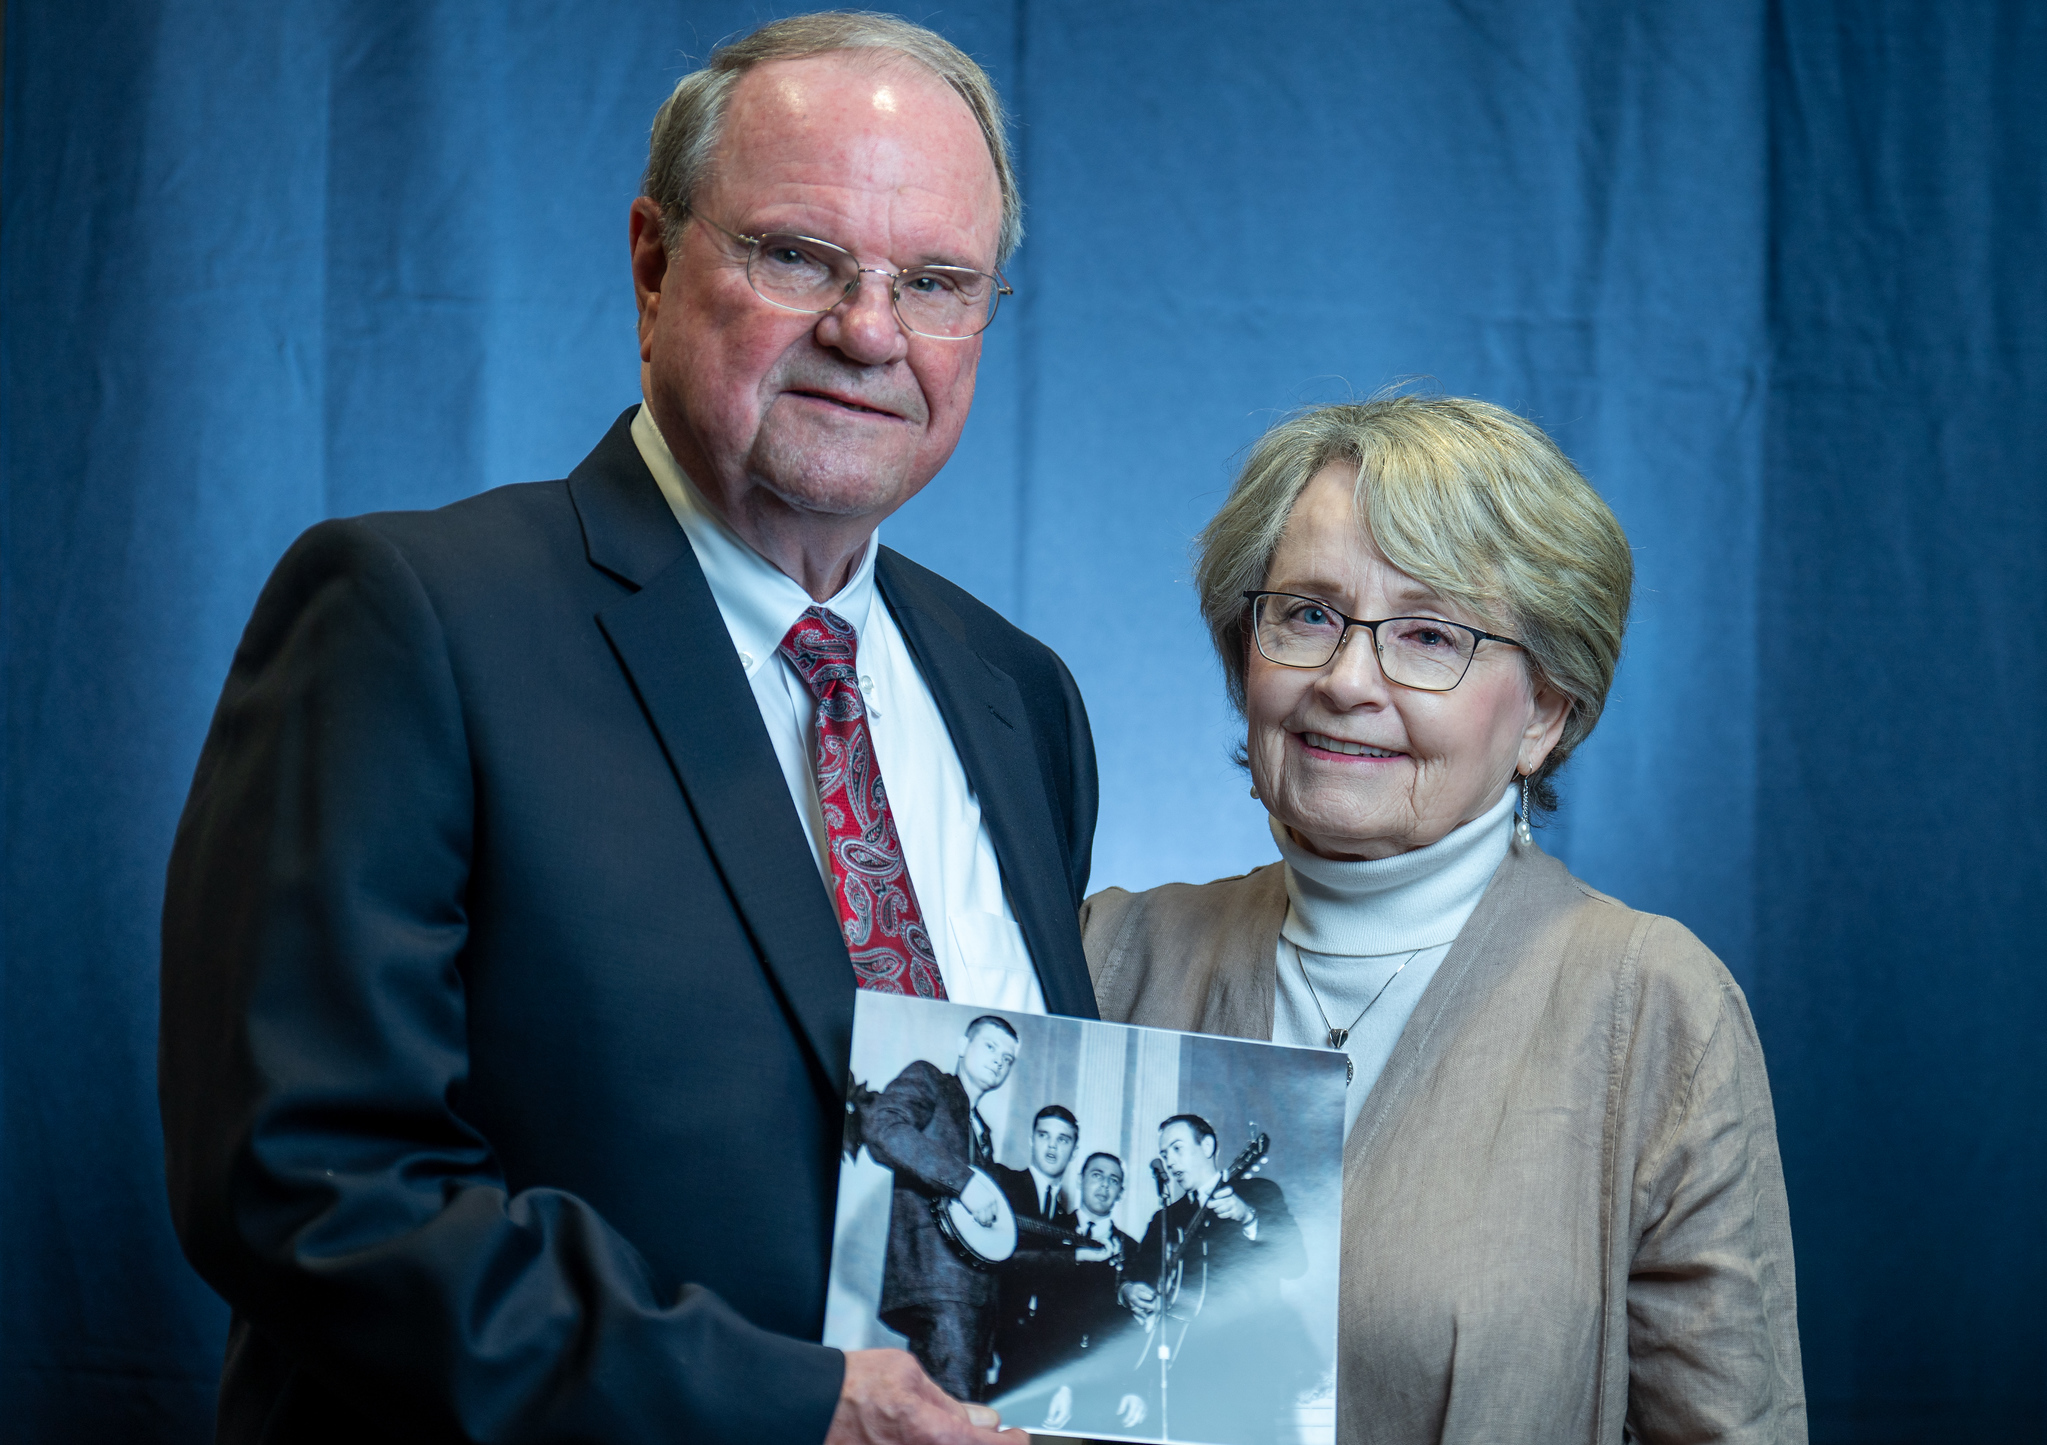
1015,1216,1095,1250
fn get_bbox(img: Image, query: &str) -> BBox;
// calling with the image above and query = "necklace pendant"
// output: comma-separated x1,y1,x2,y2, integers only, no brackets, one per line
1328,1027,1349,1049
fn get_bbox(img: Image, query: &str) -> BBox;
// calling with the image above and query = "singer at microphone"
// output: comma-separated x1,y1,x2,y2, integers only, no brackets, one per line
1116,1114,1308,1443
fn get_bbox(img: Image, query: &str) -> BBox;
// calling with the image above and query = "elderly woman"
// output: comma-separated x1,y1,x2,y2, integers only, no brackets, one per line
1083,395,1804,1443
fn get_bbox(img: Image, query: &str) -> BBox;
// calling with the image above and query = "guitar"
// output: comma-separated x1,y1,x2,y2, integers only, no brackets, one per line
931,1168,1105,1269
1129,1132,1271,1362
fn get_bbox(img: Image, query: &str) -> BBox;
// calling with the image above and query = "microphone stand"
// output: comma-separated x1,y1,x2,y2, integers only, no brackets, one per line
1149,1158,1173,1441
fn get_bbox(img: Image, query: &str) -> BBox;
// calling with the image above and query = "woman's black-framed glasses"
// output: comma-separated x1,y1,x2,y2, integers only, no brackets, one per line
695,213,1010,340
1242,591,1525,692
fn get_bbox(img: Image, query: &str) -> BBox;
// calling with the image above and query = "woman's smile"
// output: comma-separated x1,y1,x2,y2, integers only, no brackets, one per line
1296,730,1405,760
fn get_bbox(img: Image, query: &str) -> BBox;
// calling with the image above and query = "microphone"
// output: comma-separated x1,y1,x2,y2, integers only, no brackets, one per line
1150,1157,1171,1203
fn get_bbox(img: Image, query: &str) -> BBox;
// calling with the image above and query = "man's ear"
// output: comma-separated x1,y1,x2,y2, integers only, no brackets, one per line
629,198,671,359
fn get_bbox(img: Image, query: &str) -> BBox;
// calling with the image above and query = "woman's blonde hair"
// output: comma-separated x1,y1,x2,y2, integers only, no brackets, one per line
1194,393,1633,813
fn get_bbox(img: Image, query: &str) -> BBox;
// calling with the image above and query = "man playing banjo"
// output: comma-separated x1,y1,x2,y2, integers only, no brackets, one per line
862,1015,1020,1399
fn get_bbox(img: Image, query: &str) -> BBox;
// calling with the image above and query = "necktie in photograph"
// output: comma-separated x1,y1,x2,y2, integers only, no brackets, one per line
780,606,947,998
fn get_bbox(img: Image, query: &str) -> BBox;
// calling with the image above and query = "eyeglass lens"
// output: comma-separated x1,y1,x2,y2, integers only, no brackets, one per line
747,233,999,338
1250,594,1477,690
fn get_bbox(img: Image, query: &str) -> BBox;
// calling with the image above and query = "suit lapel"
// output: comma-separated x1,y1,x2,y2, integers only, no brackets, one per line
569,413,854,1083
876,555,1099,1020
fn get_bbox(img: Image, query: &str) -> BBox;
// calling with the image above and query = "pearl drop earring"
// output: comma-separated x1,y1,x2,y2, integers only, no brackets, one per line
1516,772,1534,845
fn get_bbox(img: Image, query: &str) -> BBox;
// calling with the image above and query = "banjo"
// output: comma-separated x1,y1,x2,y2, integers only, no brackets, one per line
932,1168,1103,1269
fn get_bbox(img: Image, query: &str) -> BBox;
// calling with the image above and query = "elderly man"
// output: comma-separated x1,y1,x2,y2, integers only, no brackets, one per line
159,13,1096,1445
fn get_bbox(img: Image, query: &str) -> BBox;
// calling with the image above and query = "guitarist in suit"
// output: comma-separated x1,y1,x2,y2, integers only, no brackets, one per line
1120,1115,1310,1444
862,1016,1021,1399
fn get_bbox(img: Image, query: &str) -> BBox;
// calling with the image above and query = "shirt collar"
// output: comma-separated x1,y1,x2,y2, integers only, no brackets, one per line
631,402,880,675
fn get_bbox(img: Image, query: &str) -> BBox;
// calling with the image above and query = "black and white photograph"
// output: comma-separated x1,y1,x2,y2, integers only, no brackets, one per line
827,992,1346,1445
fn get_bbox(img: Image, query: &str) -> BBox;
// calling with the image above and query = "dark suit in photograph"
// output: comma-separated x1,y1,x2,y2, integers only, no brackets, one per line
1127,1175,1310,1445
862,1059,1001,1399
159,411,1099,1444
989,1163,1069,1392
989,1208,1141,1432
990,1162,1060,1223
1048,1209,1140,1364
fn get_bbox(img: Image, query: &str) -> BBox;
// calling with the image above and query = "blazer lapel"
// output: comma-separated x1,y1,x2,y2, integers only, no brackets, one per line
876,555,1099,1021
570,413,855,1083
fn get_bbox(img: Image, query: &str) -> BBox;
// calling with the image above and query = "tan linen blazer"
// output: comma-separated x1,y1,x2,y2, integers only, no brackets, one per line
1081,838,1805,1445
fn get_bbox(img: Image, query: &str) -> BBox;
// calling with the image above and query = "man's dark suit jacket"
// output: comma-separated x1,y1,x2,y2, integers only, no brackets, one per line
861,1059,996,1318
158,410,1100,1445
990,1161,1067,1385
1049,1209,1139,1349
1125,1177,1310,1444
1003,1210,1137,1389
1127,1177,1306,1309
990,1162,1056,1223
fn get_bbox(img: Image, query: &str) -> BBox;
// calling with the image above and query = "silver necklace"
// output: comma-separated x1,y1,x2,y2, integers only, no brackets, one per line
1294,942,1429,1084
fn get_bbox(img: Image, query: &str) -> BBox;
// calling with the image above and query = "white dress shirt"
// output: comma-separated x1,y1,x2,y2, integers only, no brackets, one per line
1270,784,1516,1135
1026,1165,1067,1218
631,405,1046,1013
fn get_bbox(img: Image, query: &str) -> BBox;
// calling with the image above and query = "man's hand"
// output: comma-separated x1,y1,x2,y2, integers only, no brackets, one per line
826,1350,1023,1445
1119,1280,1159,1324
1207,1183,1258,1236
956,1171,1003,1229
1042,1384,1073,1430
1074,1241,1115,1264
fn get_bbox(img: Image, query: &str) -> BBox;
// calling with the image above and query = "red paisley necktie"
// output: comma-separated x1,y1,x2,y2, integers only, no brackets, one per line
779,607,947,998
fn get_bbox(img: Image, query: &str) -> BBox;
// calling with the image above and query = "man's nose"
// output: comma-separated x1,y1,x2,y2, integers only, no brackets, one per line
814,271,909,366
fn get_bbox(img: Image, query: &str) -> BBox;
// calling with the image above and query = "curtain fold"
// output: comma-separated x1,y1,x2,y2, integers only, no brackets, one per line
3,1,2039,1439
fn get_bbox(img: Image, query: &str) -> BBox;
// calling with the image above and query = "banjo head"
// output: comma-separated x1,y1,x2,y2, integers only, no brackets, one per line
939,1167,1018,1264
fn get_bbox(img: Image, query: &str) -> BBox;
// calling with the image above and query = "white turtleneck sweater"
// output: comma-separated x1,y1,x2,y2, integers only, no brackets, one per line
1272,785,1518,1136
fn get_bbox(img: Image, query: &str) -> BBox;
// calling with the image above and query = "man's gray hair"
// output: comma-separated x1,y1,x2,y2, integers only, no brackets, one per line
642,11,1022,265
1194,393,1634,817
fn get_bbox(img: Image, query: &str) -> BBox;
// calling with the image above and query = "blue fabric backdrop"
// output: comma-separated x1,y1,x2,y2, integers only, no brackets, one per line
2,1,2040,1440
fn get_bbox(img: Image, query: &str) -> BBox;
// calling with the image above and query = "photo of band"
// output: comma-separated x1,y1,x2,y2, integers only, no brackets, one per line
826,993,1346,1445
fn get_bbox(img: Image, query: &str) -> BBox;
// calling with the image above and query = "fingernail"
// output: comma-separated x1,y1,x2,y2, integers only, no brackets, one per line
963,1404,1000,1428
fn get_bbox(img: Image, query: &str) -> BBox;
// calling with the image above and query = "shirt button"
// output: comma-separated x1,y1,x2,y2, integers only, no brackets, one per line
738,650,754,670
859,674,874,690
